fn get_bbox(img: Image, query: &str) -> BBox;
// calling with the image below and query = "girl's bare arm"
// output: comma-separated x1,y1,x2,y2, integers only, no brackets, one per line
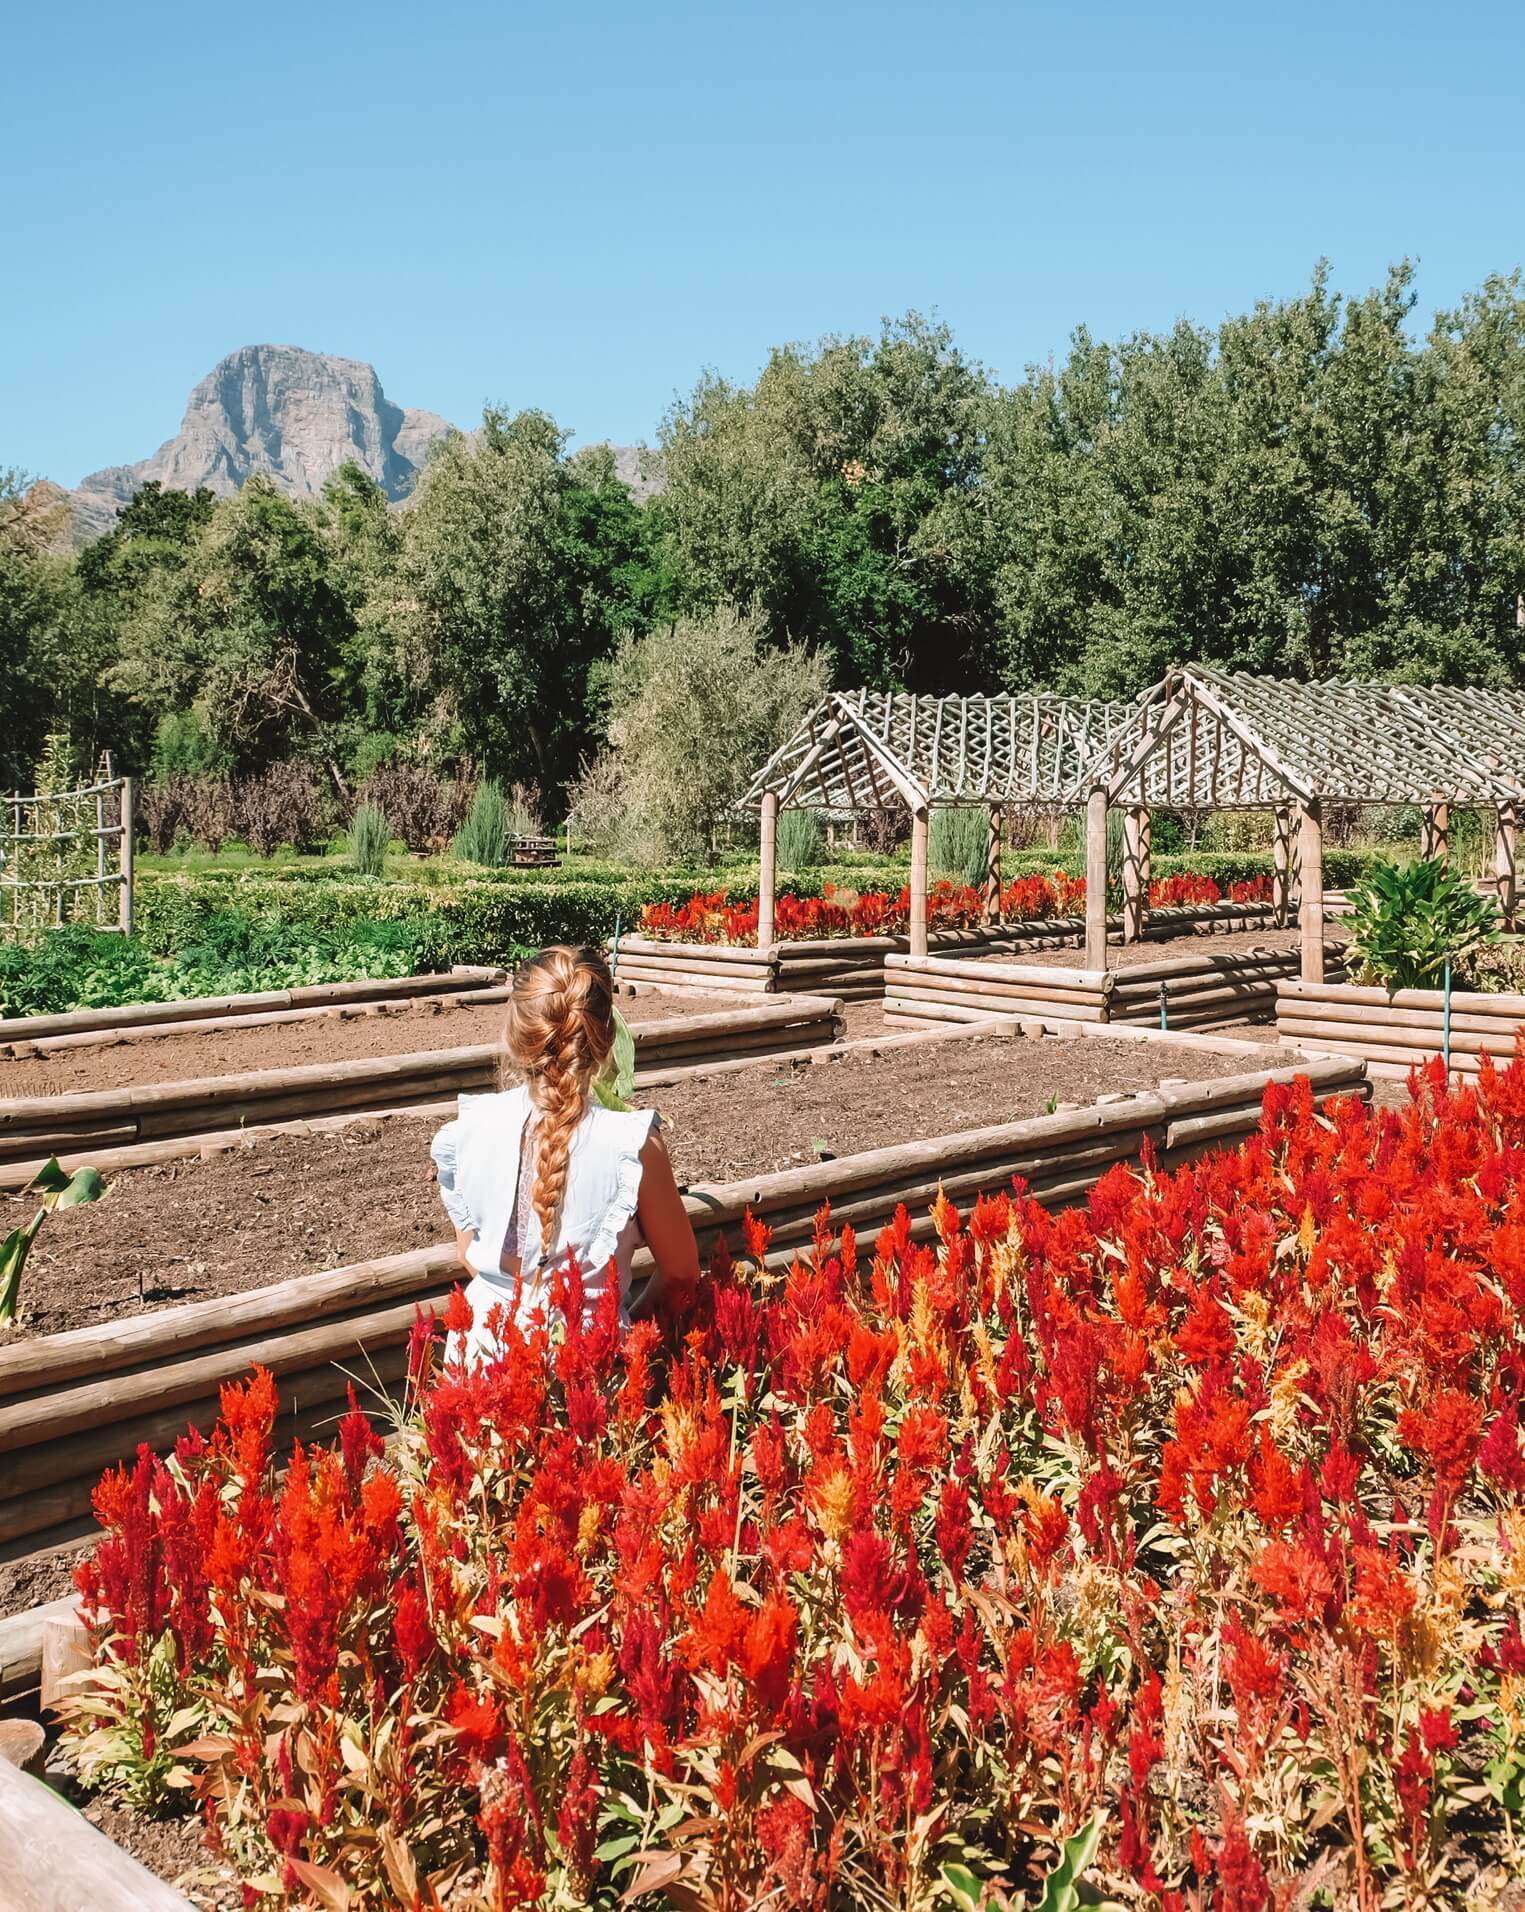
630,1128,701,1318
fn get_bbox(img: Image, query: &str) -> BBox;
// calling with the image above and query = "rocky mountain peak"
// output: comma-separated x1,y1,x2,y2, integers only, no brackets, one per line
66,344,455,540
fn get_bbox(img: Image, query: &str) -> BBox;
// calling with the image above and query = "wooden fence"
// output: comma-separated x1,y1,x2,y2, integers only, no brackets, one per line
1275,977,1525,1076
1,768,133,939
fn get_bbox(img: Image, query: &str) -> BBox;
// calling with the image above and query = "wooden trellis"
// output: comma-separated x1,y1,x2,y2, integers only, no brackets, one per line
743,669,1525,973
0,762,134,939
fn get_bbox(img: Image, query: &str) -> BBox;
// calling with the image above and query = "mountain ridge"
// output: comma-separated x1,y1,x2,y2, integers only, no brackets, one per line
52,344,655,542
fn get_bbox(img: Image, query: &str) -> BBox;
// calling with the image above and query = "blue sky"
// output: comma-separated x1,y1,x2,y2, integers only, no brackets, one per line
7,0,1523,486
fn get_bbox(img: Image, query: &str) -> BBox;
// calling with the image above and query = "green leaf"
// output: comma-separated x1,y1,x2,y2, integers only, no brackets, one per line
1036,1815,1104,1912
25,1157,72,1198
592,1007,637,1112
940,1862,986,1910
52,1166,107,1211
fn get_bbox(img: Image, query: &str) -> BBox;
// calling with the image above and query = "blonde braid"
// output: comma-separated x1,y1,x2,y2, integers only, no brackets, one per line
503,945,616,1258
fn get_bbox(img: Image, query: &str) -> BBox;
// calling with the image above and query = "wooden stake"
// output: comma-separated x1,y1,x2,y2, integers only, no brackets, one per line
117,777,134,937
1122,807,1149,944
757,790,779,952
1272,804,1293,926
1299,799,1325,983
909,804,930,959
1085,788,1109,971
1421,802,1450,864
0,1754,198,1910
982,807,1002,924
1496,803,1518,930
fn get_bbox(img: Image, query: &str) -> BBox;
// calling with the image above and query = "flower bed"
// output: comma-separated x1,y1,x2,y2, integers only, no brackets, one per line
641,872,1273,944
56,1056,1525,1907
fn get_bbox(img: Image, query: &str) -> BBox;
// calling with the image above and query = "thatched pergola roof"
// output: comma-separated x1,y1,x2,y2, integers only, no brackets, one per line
747,671,1525,816
1090,667,1525,810
741,689,1136,812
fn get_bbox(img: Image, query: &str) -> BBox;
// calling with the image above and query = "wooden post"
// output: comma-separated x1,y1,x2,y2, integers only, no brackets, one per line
1272,804,1293,926
1085,788,1109,970
1421,802,1450,865
909,805,930,959
982,807,1002,925
0,1753,199,1909
1299,800,1325,983
757,790,778,952
117,777,134,937
1122,807,1149,944
1496,803,1518,930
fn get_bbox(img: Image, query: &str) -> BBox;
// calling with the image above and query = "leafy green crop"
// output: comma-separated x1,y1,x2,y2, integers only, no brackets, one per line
1344,857,1499,992
1,1158,108,1325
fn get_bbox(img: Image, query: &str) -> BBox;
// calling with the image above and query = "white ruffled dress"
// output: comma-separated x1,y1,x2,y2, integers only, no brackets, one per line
430,1086,658,1365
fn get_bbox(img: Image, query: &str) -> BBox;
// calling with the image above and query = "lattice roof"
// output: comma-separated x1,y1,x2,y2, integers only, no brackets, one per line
1087,668,1525,809
742,689,1136,811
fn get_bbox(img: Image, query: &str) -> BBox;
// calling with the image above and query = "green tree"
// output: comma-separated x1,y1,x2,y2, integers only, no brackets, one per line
654,313,996,689
399,412,670,800
590,601,829,862
110,478,355,792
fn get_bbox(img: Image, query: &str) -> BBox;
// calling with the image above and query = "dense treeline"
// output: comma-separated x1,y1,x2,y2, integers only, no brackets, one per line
7,262,1525,809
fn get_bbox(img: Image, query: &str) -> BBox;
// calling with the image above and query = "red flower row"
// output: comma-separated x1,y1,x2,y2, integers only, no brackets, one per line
640,871,1272,944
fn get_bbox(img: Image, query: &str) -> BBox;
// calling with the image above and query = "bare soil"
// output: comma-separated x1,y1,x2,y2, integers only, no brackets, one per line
0,988,734,1098
6,1030,1260,1344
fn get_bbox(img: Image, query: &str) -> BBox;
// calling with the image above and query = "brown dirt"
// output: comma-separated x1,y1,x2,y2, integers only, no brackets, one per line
0,988,733,1098
7,1030,1261,1343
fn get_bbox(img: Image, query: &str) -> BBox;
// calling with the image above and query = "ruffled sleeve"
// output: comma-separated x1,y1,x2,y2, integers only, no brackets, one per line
583,1109,660,1272
430,1117,475,1234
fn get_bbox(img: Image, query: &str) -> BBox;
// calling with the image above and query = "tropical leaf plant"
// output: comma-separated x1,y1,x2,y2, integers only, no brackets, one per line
591,1006,637,1111
1343,856,1499,992
0,1157,108,1325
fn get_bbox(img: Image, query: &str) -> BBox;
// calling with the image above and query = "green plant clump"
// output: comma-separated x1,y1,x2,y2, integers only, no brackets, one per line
930,805,988,886
775,808,824,869
453,780,511,867
348,802,391,878
1343,857,1499,992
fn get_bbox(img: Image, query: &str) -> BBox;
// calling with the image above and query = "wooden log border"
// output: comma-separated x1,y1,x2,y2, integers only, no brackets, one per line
886,941,1347,1032
0,1054,1366,1574
0,998,846,1186
1275,977,1525,1077
617,902,1285,1001
0,966,508,1049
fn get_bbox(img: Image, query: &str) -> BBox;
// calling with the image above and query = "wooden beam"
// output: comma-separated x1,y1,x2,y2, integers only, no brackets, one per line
1421,801,1450,865
1122,807,1149,944
1497,803,1518,929
757,789,779,951
1085,787,1109,971
909,805,930,959
1272,804,1293,926
117,777,134,936
982,807,1002,924
0,1754,197,1910
1299,800,1325,983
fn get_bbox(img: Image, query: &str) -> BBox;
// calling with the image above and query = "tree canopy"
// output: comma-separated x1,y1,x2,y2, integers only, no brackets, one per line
13,264,1525,810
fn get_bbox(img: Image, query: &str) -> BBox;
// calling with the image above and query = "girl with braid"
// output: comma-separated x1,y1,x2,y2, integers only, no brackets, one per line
430,944,701,1365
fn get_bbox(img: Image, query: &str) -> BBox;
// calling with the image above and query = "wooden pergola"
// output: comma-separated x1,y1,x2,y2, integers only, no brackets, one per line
745,670,1525,972
742,689,1137,954
1079,666,1525,979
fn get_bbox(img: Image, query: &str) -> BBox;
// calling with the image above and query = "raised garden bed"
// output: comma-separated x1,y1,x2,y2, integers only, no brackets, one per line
886,928,1348,1031
0,997,845,1185
616,901,1286,1002
0,1040,1367,1606
1275,975,1525,1076
0,966,506,1048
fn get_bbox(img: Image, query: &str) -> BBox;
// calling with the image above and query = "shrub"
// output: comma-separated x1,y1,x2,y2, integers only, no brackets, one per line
1343,856,1499,991
453,779,511,868
775,807,824,869
347,802,390,877
359,761,479,853
929,804,986,885
230,761,331,857
63,1061,1525,1907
